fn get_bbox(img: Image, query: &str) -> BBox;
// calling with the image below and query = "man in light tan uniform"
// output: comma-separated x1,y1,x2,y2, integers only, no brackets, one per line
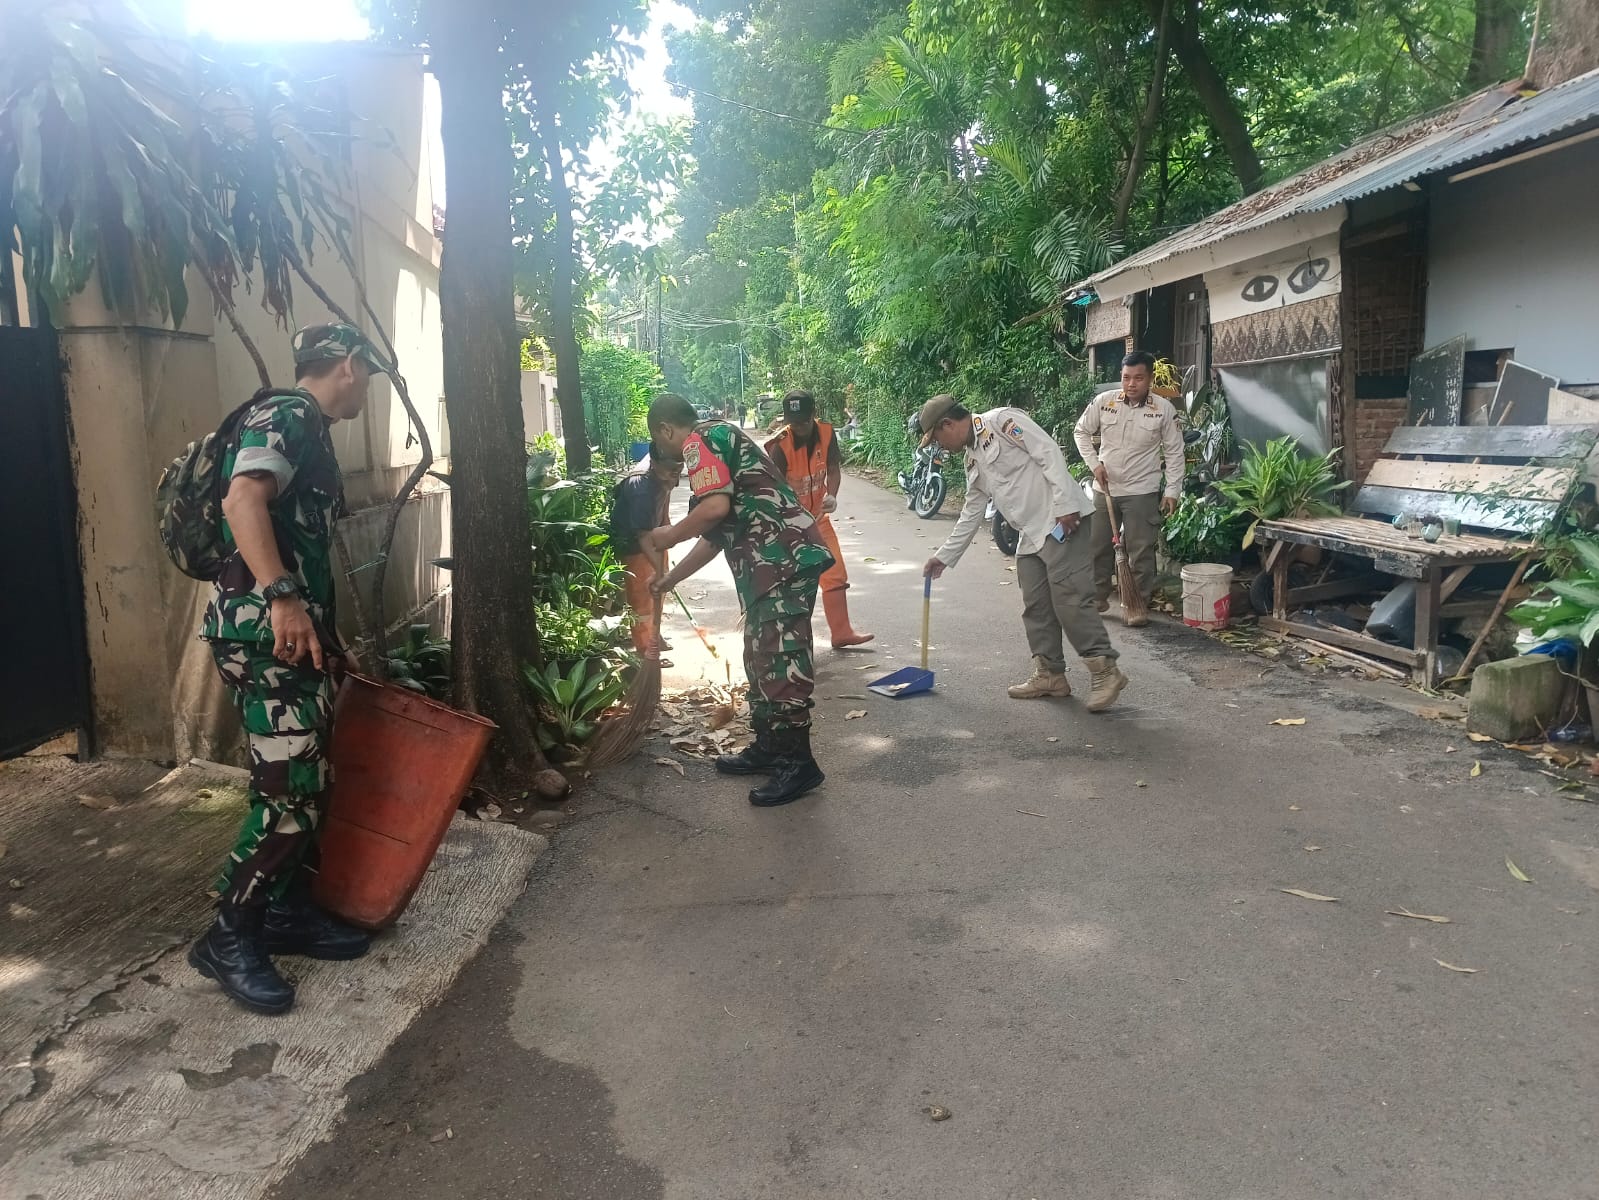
920,394,1127,711
1073,350,1185,627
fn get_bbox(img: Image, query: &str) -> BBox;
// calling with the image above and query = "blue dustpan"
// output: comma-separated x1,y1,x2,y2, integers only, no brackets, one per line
867,576,935,699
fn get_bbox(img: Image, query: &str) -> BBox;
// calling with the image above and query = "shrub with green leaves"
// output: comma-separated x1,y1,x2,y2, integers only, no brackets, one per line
382,623,452,700
1213,438,1350,547
1162,496,1248,564
1510,538,1599,646
523,657,631,754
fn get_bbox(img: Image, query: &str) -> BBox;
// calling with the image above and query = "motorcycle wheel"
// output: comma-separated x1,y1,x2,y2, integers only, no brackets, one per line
914,472,947,518
992,513,1019,556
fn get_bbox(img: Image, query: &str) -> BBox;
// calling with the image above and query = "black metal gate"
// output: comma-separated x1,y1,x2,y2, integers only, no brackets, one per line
0,325,93,757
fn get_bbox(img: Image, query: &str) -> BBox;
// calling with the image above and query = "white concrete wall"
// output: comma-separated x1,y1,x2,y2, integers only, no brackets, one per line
1425,141,1599,386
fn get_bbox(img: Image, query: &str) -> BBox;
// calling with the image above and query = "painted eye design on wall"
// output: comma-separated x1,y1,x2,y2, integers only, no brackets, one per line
1240,274,1278,303
1287,257,1331,294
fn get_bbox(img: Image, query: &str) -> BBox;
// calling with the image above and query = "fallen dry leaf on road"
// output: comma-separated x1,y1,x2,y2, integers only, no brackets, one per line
475,803,501,822
1435,959,1478,974
862,556,880,563
924,1105,953,1122
654,757,686,777
1134,780,1148,788
1471,761,1482,777
1505,857,1533,883
77,794,119,810
1280,888,1339,902
1046,736,1059,743
1417,707,1460,721
1386,907,1451,924
845,710,868,720
707,704,736,731
1270,718,1307,727
1303,844,1323,852
8,878,22,891
1445,746,1458,754
1467,732,1494,743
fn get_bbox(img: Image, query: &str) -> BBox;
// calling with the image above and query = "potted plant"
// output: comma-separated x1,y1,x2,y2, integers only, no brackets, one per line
1213,437,1351,550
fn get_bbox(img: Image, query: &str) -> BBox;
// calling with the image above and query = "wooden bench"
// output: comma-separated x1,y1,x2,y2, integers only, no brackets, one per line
1254,425,1599,683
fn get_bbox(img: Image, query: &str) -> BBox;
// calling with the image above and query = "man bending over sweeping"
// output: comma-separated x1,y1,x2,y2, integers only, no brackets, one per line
640,393,834,807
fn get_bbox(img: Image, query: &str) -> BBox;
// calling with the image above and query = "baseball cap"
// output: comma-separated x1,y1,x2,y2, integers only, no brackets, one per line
782,390,815,421
916,394,960,445
291,322,392,375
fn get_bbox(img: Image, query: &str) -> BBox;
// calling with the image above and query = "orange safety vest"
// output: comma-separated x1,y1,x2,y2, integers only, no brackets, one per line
765,422,834,519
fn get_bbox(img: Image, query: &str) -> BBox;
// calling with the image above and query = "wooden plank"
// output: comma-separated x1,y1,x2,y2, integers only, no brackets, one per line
1439,564,1476,604
1285,573,1387,605
1383,424,1599,461
1259,617,1423,666
1363,459,1577,502
1347,484,1561,534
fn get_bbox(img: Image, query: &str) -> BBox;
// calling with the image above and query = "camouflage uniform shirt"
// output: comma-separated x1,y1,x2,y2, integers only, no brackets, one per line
201,392,343,647
683,421,832,606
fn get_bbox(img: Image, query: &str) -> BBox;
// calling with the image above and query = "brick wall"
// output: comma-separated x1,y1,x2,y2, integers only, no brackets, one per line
1352,398,1407,483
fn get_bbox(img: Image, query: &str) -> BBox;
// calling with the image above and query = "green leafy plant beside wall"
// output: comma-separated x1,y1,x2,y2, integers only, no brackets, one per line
1213,438,1350,547
1510,538,1599,647
1162,496,1248,565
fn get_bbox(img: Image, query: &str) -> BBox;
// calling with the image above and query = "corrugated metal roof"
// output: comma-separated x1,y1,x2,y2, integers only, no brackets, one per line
1083,67,1599,293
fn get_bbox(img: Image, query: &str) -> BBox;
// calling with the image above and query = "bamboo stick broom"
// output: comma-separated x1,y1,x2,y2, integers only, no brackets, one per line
1104,494,1148,622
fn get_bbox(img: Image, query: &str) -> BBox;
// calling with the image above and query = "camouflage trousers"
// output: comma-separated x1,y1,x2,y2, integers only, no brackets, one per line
209,639,336,907
742,571,821,733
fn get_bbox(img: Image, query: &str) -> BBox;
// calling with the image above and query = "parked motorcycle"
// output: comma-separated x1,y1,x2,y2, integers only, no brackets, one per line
898,442,949,518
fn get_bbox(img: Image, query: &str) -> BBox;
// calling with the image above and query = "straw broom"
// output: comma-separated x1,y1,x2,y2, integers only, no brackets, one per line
1102,494,1148,622
586,556,666,769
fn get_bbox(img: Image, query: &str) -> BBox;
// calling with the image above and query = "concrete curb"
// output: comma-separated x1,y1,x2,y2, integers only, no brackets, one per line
0,815,547,1199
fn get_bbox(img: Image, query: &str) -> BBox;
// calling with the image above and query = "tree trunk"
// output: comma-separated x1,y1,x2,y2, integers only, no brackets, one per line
430,0,567,799
1466,0,1522,87
538,108,591,475
1525,0,1599,88
1114,0,1173,238
1150,0,1264,195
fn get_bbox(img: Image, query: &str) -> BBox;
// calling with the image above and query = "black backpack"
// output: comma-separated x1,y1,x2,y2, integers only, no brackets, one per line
154,388,309,580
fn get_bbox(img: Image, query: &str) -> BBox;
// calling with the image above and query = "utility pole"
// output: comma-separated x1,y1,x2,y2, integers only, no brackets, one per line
655,274,664,369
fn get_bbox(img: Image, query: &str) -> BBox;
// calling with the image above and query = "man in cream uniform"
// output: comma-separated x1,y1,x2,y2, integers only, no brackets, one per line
920,394,1128,712
1074,351,1185,626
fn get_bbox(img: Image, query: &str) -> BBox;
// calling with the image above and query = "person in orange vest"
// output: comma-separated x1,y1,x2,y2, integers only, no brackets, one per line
610,455,681,655
764,389,874,648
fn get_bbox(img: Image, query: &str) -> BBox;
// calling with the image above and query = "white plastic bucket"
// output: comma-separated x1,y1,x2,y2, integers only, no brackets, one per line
1181,563,1233,630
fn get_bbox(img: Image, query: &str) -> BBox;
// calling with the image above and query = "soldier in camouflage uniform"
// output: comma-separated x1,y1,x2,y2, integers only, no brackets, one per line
641,393,834,806
189,323,387,1014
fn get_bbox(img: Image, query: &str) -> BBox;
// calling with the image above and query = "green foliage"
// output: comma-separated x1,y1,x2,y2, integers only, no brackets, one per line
382,623,452,700
0,6,362,328
1510,538,1599,647
1162,496,1249,565
528,432,565,484
1213,438,1351,546
522,656,632,752
578,340,663,465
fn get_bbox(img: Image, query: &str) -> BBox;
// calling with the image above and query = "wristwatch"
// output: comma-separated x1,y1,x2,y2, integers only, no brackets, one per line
261,575,300,603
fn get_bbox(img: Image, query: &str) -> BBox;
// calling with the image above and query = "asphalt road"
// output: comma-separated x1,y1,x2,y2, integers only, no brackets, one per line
274,473,1598,1200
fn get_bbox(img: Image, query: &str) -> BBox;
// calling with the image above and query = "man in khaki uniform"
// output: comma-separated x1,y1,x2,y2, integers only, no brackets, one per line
920,394,1128,711
1073,351,1185,628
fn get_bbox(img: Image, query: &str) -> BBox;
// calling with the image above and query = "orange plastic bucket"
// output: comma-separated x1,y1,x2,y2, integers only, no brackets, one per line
312,673,497,930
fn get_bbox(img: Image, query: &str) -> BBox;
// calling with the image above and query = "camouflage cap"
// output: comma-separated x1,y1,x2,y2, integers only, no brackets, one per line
291,322,391,374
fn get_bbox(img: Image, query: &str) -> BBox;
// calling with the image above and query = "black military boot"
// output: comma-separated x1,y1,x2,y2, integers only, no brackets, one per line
749,727,825,807
263,891,372,960
716,722,780,776
189,903,296,1014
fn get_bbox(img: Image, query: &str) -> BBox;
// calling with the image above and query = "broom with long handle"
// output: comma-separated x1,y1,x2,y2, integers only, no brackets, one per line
586,551,667,769
1102,494,1148,622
